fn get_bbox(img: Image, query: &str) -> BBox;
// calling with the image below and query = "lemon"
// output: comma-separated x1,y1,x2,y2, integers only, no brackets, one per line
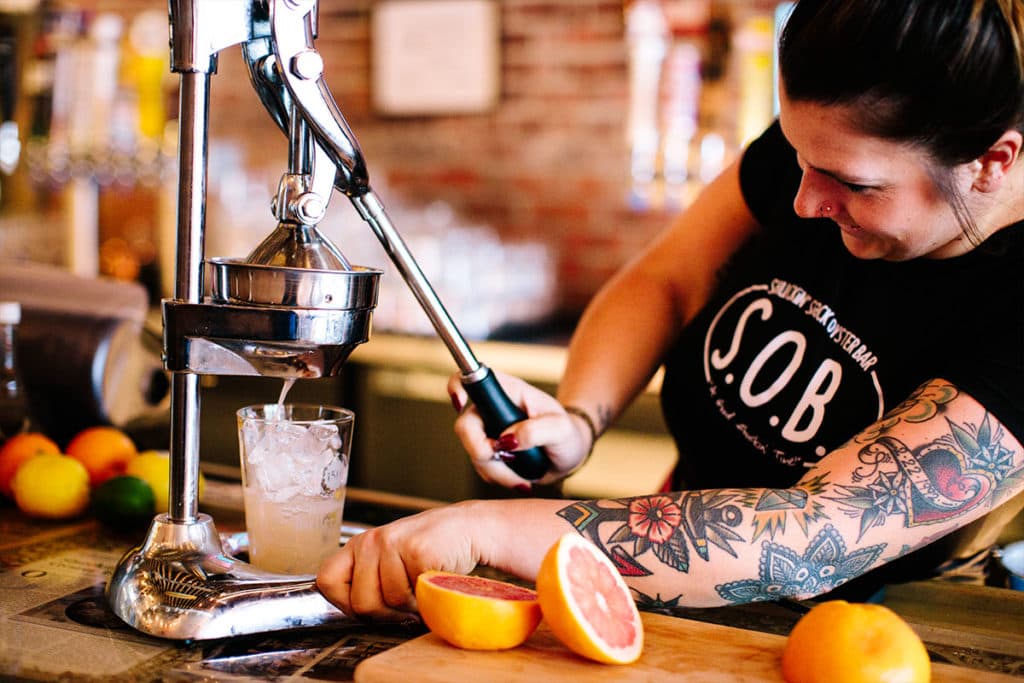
91,475,156,530
11,453,91,519
125,450,206,513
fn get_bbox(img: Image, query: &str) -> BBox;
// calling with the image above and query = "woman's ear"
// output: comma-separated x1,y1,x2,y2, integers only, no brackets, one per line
972,130,1023,192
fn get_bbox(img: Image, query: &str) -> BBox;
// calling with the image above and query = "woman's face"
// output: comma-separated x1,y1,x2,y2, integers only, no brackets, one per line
779,93,972,260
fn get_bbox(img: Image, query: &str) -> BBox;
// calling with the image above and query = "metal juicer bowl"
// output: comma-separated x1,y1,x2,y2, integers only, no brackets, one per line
207,257,381,310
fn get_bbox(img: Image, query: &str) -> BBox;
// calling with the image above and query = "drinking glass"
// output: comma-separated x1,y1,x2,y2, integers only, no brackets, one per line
237,403,354,575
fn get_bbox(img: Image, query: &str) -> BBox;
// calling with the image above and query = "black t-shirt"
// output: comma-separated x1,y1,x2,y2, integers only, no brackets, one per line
659,121,1024,592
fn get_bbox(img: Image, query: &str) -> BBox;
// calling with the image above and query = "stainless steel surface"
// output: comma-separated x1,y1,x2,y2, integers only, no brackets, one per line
244,223,351,270
168,372,202,522
107,514,352,640
167,63,211,528
189,241,379,380
351,192,481,377
244,0,487,378
163,283,378,377
208,258,379,310
245,90,349,270
110,0,518,641
267,0,368,196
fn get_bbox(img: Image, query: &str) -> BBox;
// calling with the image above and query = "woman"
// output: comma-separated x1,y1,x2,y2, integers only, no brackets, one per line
318,0,1024,620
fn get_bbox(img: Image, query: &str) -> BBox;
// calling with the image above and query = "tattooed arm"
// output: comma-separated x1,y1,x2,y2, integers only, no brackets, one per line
547,379,1024,606
317,379,1023,617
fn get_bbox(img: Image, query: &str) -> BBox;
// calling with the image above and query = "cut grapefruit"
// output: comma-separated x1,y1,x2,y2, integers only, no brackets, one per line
415,570,542,650
535,532,644,664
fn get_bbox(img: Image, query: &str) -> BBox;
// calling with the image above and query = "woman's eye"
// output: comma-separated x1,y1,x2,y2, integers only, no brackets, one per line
843,181,871,194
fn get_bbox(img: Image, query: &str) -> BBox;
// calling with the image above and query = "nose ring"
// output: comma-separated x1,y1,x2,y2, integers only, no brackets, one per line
818,202,834,218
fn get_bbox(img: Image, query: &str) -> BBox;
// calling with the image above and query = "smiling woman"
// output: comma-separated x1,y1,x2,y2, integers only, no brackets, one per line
315,0,1024,621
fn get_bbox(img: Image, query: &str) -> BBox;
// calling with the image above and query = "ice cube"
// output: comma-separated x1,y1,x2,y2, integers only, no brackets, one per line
322,456,348,493
270,420,309,449
254,457,295,494
308,421,339,445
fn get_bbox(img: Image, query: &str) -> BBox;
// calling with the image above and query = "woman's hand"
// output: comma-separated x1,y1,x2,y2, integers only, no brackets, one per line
317,501,493,621
446,370,595,489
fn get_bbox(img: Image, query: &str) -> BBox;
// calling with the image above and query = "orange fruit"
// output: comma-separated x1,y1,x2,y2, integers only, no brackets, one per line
0,432,61,498
65,426,139,487
535,533,644,664
11,453,91,519
781,600,930,683
415,570,542,650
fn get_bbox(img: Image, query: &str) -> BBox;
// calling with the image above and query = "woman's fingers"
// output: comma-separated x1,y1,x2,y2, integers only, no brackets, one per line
317,505,487,620
316,542,355,615
448,370,594,487
446,373,469,414
379,539,418,612
328,529,416,621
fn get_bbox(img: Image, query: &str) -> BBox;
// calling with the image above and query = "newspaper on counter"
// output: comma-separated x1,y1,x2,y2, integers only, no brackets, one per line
0,515,420,682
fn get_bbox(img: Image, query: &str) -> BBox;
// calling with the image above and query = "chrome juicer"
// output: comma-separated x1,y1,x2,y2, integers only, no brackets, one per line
106,0,547,640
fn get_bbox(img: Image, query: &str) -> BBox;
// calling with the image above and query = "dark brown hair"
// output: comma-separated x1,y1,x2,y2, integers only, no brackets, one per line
779,0,1024,241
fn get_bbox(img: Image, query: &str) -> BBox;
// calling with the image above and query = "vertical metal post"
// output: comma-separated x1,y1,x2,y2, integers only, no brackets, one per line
168,70,210,523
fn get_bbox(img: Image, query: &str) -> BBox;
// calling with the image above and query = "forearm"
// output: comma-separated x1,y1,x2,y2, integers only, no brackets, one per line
556,266,681,432
557,160,757,432
500,381,1024,607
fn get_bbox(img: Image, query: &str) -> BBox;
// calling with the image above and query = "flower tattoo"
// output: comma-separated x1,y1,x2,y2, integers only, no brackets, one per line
628,496,682,544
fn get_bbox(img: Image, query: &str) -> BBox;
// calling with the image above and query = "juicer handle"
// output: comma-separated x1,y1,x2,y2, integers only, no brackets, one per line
463,367,550,481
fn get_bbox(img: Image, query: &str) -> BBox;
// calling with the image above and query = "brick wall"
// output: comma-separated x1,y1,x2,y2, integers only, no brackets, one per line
82,0,770,315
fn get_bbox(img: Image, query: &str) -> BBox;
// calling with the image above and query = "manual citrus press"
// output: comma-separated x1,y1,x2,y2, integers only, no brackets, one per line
106,0,548,640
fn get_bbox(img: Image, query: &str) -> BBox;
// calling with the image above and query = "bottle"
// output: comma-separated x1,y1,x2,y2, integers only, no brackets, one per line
0,301,30,444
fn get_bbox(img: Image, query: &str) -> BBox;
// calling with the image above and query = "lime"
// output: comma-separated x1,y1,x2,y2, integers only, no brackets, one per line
11,453,91,519
125,450,206,513
91,475,156,530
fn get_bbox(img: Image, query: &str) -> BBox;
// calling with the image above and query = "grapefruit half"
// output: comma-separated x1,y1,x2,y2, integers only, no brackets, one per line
415,570,542,650
535,532,644,664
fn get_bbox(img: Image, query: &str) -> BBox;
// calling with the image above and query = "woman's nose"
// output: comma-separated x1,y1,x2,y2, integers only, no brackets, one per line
792,170,832,219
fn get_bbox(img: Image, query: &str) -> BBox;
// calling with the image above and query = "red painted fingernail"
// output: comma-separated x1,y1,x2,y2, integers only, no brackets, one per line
515,484,532,494
449,392,462,412
496,434,519,451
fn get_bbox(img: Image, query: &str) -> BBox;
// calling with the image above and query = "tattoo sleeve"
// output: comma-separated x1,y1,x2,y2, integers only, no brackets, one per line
555,380,1023,606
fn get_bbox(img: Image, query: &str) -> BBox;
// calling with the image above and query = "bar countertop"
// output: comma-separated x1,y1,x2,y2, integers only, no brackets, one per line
2,480,1022,682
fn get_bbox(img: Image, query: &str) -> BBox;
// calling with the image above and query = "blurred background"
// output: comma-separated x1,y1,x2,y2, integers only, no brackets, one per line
0,0,791,501
0,0,788,322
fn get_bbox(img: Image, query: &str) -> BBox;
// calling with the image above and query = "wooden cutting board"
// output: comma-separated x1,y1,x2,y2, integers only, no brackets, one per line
355,611,1018,682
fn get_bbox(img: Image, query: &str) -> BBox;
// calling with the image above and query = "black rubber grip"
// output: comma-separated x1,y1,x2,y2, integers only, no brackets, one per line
463,367,550,480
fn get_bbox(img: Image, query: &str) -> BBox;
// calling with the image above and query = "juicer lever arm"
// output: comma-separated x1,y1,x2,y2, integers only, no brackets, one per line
350,194,550,482
269,0,368,196
242,37,337,210
269,0,550,479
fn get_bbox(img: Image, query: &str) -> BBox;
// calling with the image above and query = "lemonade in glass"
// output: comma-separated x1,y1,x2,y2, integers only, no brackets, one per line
237,403,354,575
